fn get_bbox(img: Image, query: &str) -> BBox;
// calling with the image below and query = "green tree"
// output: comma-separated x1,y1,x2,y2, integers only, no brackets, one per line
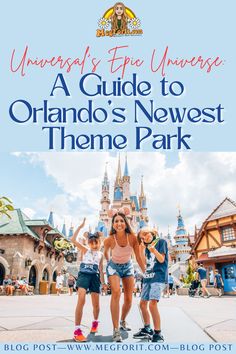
0,197,14,218
184,262,195,284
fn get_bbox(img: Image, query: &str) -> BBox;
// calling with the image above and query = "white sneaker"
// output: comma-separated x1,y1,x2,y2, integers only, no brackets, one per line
120,320,131,331
113,329,122,342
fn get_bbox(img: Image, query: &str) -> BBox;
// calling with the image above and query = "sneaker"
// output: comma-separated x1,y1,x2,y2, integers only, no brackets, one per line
90,320,99,333
133,327,153,339
152,332,164,342
113,329,122,342
74,328,87,342
120,320,131,331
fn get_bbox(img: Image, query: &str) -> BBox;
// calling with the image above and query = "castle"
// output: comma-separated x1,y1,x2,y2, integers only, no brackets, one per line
97,155,149,236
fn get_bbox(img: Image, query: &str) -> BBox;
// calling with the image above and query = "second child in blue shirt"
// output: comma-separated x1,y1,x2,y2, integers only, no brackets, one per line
134,227,168,343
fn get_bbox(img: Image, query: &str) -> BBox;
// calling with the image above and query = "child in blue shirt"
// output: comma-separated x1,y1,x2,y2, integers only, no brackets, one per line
134,227,168,342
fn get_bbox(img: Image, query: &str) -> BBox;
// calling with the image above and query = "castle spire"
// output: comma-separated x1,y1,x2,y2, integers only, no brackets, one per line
61,221,67,237
123,153,129,177
48,211,54,228
177,207,186,232
139,175,147,213
140,175,145,198
115,154,122,186
102,162,109,190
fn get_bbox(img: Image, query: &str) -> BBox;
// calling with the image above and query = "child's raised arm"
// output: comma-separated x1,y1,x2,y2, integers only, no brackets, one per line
71,218,88,253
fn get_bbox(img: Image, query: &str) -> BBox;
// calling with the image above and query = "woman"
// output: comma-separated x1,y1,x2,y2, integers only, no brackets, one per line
67,274,76,296
56,271,64,296
111,2,128,33
104,208,145,342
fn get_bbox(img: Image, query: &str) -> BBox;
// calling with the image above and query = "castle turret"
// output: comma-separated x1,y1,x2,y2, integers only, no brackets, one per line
114,154,122,188
174,208,191,262
139,176,148,222
122,154,130,202
61,222,67,237
48,211,54,228
99,163,111,229
114,155,123,203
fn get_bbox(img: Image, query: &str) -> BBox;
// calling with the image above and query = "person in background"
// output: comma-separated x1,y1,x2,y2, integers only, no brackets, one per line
67,274,76,296
168,273,174,296
209,269,214,286
197,263,211,298
3,275,14,296
56,271,64,296
214,269,224,297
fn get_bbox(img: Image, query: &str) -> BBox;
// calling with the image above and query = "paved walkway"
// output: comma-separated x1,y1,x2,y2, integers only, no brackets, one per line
0,294,235,342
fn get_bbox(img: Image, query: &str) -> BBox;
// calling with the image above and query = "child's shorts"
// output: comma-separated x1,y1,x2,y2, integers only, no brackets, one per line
141,281,165,301
106,259,134,278
76,272,100,293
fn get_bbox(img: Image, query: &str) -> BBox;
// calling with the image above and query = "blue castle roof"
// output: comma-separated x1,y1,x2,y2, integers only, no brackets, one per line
177,214,185,228
175,211,188,241
61,223,67,237
114,187,123,200
48,211,54,228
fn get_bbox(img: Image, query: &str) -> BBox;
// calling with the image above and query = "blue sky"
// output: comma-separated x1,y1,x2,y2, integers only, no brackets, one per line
1,152,236,239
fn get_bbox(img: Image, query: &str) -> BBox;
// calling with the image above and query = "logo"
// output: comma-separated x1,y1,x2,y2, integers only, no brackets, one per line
96,2,143,37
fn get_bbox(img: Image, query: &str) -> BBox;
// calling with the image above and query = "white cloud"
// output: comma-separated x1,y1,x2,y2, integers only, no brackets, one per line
14,152,236,238
22,207,36,219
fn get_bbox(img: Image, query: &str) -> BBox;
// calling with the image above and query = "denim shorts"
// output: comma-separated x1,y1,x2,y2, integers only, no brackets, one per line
76,272,100,293
106,259,134,278
141,282,165,301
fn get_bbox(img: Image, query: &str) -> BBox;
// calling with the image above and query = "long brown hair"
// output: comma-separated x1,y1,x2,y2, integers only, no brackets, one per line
111,2,128,32
109,212,134,235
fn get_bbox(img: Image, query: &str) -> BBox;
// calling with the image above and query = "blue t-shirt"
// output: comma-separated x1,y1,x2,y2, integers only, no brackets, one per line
197,267,207,280
168,275,174,284
215,273,222,285
143,238,168,284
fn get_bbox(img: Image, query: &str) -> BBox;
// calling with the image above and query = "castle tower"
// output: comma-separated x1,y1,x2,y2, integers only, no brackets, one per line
61,221,67,238
113,155,123,207
122,154,131,204
139,176,148,220
115,154,122,188
99,163,110,227
174,208,191,262
98,154,149,234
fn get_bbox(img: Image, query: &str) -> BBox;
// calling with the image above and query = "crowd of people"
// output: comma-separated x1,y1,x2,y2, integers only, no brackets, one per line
0,275,34,295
